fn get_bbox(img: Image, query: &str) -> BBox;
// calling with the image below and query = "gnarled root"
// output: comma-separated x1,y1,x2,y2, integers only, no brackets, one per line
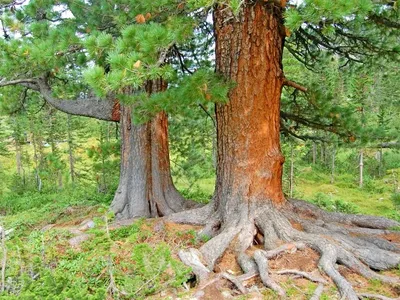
177,200,400,299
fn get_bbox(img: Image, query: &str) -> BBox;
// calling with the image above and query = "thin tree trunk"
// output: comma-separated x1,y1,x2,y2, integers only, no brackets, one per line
31,131,42,192
48,108,57,154
107,122,111,143
359,149,364,188
67,115,75,184
100,124,107,192
312,142,316,165
58,170,63,189
320,143,324,165
392,169,399,194
378,146,383,177
290,145,294,198
12,117,22,178
331,145,336,184
15,139,22,177
1,225,6,293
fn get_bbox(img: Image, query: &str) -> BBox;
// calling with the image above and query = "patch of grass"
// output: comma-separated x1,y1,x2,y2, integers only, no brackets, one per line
295,167,397,218
1,214,191,300
309,192,359,214
390,192,400,208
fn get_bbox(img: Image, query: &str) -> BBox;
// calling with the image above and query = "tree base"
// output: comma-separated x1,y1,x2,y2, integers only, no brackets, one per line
171,199,400,299
111,187,199,220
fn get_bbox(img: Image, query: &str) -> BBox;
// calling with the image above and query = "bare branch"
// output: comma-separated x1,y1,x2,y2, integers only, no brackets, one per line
37,78,116,121
283,78,308,92
0,78,39,90
0,77,117,121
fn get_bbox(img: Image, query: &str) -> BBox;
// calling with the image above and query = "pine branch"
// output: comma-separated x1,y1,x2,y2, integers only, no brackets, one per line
280,111,350,137
198,104,216,128
280,122,327,142
369,14,400,29
157,42,175,66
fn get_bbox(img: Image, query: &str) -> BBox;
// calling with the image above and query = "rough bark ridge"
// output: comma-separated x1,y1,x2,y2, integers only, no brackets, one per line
110,79,196,219
170,2,400,299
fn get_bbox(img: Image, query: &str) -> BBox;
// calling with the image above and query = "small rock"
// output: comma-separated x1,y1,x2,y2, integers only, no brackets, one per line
78,219,95,231
69,233,90,248
193,290,205,299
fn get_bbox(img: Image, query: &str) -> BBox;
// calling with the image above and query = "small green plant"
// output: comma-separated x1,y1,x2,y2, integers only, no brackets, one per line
390,192,400,209
310,192,359,214
199,233,211,243
180,187,212,204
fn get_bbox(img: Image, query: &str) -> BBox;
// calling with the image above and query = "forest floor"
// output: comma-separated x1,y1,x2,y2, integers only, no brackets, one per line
1,187,400,299
1,145,400,298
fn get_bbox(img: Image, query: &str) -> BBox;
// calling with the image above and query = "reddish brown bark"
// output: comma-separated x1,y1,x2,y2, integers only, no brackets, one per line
213,1,286,208
111,101,121,122
111,79,195,219
175,4,400,296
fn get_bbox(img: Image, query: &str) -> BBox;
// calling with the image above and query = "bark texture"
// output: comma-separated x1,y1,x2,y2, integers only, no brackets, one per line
171,2,400,299
0,76,192,219
110,80,196,219
213,0,285,215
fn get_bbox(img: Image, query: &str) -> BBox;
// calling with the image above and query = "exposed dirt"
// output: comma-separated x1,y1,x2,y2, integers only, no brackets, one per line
36,209,400,300
290,220,304,231
215,248,242,274
269,247,319,273
381,232,400,243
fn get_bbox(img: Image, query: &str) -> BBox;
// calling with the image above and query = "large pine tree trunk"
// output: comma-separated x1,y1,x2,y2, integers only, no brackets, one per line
110,79,195,219
175,3,400,297
213,1,285,215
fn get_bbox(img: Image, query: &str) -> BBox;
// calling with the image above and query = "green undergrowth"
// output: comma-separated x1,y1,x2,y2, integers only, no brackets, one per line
1,156,400,299
0,199,193,299
294,166,400,221
175,165,400,221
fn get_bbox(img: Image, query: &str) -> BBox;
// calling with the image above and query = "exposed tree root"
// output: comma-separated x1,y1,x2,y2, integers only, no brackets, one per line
275,269,327,284
253,249,286,296
174,200,400,299
310,283,324,300
178,248,210,283
168,203,214,226
358,293,399,300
